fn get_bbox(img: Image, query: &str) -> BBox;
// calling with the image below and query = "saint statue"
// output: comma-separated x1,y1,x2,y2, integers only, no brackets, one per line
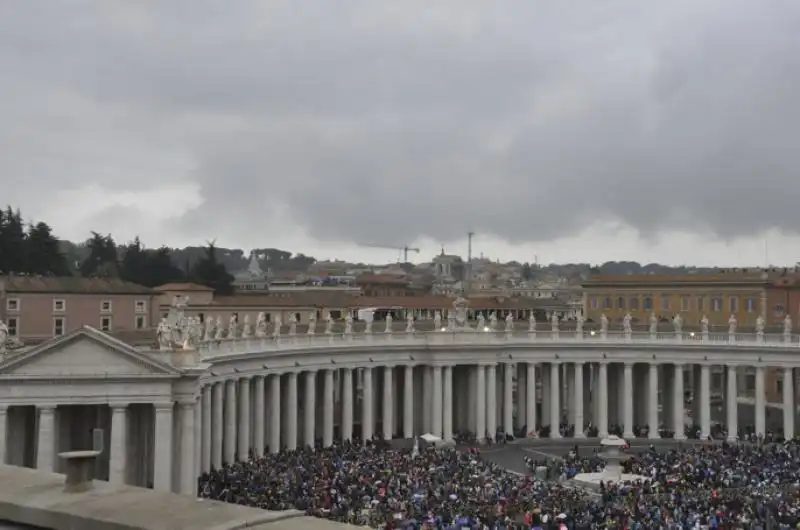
446,311,456,331
476,313,486,331
1,319,10,353
672,313,683,334
288,313,298,336
272,314,282,338
157,318,172,350
700,315,709,334
227,314,238,339
434,311,443,330
504,313,514,332
528,312,537,333
255,312,268,338
214,316,224,340
344,313,354,334
385,313,393,333
728,314,737,335
203,316,215,342
405,311,415,333
649,313,658,335
452,296,469,327
575,313,584,334
600,313,609,333
489,312,498,331
324,313,334,334
308,312,317,335
756,315,765,335
784,314,793,336
550,312,559,332
622,313,632,334
241,314,252,339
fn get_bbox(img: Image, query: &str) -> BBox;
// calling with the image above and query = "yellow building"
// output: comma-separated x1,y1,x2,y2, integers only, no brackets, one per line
581,272,769,328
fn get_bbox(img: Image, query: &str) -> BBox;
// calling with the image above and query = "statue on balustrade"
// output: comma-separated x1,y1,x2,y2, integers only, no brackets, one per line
600,313,609,335
324,313,334,334
344,313,354,334
227,314,238,339
476,313,486,331
308,312,317,335
272,314,282,338
0,319,9,353
489,312,498,331
288,313,298,335
649,312,658,335
672,313,683,334
700,315,709,335
255,312,268,338
550,312,559,331
784,314,792,337
528,312,537,333
575,312,584,334
504,313,514,332
756,315,765,338
203,316,215,341
405,311,415,333
446,310,456,331
453,296,469,328
214,316,224,340
157,318,172,350
385,313,393,333
241,314,252,339
434,311,443,330
622,313,632,335
728,314,737,336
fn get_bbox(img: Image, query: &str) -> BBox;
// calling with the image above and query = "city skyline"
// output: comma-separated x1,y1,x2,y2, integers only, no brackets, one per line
3,1,800,267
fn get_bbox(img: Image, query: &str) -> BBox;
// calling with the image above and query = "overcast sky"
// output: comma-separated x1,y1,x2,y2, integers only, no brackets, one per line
2,1,800,266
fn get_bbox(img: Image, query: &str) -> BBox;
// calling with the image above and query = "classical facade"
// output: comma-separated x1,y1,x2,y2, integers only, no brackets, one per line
2,307,800,497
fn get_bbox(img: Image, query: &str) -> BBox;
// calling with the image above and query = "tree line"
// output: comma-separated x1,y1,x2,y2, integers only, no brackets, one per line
0,206,235,294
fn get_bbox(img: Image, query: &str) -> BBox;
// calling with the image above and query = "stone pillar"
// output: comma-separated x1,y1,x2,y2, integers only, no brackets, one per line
404,365,414,438
304,371,316,447
194,398,201,483
726,365,738,441
36,405,56,472
224,380,237,464
566,366,576,427
253,377,265,457
382,366,394,440
423,367,432,433
700,364,711,439
323,369,334,446
503,363,513,435
597,363,609,437
432,366,443,438
573,363,585,437
623,363,634,438
516,364,526,431
583,365,592,426
443,365,453,442
212,382,224,468
550,363,562,439
542,365,551,427
526,363,537,434
662,365,674,435
755,366,766,436
202,386,212,472
269,374,281,453
0,405,7,465
342,368,353,442
109,404,128,484
648,364,660,439
476,365,487,442
153,402,174,493
179,402,195,496
784,367,795,439
362,367,373,442
486,365,497,439
673,364,686,440
285,373,298,450
238,378,251,459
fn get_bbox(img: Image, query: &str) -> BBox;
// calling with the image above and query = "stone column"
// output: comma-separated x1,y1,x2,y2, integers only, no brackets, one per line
700,364,711,439
550,363,561,438
404,365,414,438
542,365,551,427
443,365,453,442
179,402,195,496
486,365,497,439
153,402,174,493
202,386,212,472
432,366,443,438
503,363,513,436
423,367,432,433
238,378,251,459
285,372,298,450
526,363,537,434
269,374,281,453
342,368,354,442
253,377,265,457
623,363,634,438
476,365,487,442
36,405,56,472
597,362,609,437
109,404,128,484
382,366,394,440
304,371,316,447
726,365,738,441
573,363,585,437
0,405,7,465
755,366,766,436
784,367,795,439
224,380,237,464
194,398,201,483
673,364,686,440
212,382,223,468
516,364,527,431
648,364,660,439
323,369,334,446
362,367,374,442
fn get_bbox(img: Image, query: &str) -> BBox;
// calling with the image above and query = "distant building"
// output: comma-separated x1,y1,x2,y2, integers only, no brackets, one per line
232,252,270,292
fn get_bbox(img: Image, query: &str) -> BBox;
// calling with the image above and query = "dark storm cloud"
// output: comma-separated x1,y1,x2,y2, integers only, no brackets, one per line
2,0,800,244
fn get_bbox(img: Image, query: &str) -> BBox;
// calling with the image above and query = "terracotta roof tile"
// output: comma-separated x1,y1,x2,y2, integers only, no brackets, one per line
1,275,155,295
356,274,408,285
154,283,214,292
583,272,770,286
210,291,359,308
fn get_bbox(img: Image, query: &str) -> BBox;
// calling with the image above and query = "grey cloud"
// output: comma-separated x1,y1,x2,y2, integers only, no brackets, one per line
2,0,800,246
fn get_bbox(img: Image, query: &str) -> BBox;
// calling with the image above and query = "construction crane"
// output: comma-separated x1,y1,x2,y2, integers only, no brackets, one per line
359,243,420,262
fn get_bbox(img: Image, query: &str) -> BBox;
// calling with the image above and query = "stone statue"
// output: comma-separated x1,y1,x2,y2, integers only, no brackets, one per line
324,313,333,334
255,312,268,338
241,315,252,339
504,313,514,332
476,313,486,331
307,312,317,335
452,296,469,327
272,314,282,338
157,318,172,350
446,310,456,331
214,316,224,340
489,312,498,331
227,314,238,339
405,312,415,333
672,314,683,335
649,313,658,336
433,311,442,330
622,313,632,335
528,313,537,333
784,314,792,340
700,315,709,334
756,315,765,340
600,313,609,335
344,313,354,334
550,312,559,332
203,316,215,341
172,295,189,309
575,313,584,335
728,314,737,336
384,313,393,333
288,313,297,336
0,319,9,354
364,313,373,334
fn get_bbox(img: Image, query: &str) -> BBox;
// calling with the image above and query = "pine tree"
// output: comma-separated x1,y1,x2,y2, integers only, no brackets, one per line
190,242,234,295
80,232,119,278
25,222,70,275
0,207,26,273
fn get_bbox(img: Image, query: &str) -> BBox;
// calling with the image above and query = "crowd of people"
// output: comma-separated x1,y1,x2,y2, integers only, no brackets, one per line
199,436,800,529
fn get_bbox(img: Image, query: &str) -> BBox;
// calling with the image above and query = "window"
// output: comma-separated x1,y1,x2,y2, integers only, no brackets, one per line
101,300,112,313
616,297,626,310
712,297,723,312
135,300,147,313
101,317,112,332
629,297,639,311
777,379,783,395
729,296,739,313
135,315,146,330
53,298,65,312
603,297,612,310
53,317,65,337
643,297,653,310
590,297,599,310
680,295,690,312
6,318,17,336
660,295,670,311
745,374,755,392
745,298,756,313
6,298,19,312
697,296,705,312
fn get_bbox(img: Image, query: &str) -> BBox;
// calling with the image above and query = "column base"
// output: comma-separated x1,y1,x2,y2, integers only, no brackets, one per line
673,433,687,441
574,432,586,439
598,430,609,438
726,435,738,443
623,431,635,439
549,432,562,439
648,433,661,440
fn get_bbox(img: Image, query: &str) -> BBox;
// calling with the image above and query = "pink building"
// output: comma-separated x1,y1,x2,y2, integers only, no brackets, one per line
0,276,159,343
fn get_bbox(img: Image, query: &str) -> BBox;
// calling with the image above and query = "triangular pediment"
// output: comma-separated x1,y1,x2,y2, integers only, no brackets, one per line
0,326,178,378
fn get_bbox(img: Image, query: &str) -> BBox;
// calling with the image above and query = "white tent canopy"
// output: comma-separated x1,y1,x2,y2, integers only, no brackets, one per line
420,433,441,443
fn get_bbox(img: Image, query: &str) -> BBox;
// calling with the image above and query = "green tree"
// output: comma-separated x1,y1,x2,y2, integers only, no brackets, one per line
521,262,533,281
80,232,119,277
25,222,70,275
0,207,26,273
190,242,234,295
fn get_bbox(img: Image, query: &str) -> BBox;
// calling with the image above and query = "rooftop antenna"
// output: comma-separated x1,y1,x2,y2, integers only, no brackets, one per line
466,231,475,295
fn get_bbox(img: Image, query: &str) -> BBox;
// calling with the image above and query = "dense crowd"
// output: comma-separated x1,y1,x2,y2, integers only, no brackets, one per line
199,438,800,529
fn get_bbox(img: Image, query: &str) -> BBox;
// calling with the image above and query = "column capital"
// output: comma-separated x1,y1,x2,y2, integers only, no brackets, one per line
37,404,57,412
110,403,129,411
154,401,174,411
